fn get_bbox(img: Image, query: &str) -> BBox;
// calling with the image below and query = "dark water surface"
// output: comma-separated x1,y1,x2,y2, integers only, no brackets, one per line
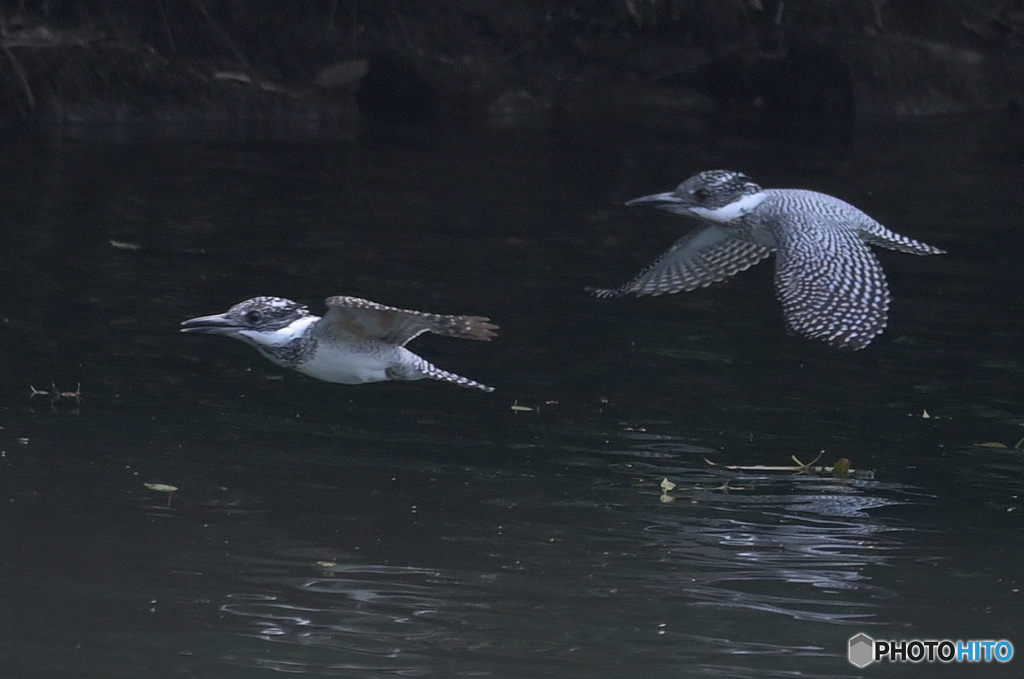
0,118,1022,678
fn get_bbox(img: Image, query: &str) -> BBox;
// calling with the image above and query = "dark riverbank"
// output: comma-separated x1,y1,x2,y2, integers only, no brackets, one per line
1,0,1022,137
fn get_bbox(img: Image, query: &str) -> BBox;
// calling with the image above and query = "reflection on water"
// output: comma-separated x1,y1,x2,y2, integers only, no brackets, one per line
212,486,894,676
0,118,1022,678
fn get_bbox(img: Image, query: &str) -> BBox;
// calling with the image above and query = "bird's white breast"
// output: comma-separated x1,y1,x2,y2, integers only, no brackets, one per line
295,342,412,384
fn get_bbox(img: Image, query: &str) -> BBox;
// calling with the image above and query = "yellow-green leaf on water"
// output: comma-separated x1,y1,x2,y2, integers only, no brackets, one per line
659,492,676,504
660,478,676,492
832,458,851,480
975,442,1009,448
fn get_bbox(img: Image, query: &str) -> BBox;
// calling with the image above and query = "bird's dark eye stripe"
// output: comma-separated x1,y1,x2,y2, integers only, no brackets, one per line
245,310,262,323
693,187,710,202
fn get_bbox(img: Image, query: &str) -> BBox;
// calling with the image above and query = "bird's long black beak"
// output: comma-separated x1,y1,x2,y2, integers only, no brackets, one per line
180,313,240,335
625,191,683,207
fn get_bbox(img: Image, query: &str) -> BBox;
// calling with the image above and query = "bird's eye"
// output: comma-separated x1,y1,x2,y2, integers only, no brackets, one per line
692,187,710,203
244,310,263,324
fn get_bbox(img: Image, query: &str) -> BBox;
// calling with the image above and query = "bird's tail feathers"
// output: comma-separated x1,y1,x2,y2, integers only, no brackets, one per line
860,227,945,256
398,355,495,392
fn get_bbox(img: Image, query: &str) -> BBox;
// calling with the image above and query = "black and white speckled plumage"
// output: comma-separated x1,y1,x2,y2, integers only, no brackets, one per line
226,296,312,329
591,170,945,350
257,334,318,368
210,296,318,368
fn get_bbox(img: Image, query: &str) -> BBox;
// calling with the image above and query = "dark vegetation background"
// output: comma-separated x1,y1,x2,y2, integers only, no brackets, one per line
0,0,1022,131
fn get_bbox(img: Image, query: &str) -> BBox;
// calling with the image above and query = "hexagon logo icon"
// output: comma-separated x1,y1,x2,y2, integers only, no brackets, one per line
849,633,875,668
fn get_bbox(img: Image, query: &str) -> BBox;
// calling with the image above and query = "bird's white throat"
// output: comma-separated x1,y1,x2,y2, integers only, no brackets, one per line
240,315,320,347
690,191,767,223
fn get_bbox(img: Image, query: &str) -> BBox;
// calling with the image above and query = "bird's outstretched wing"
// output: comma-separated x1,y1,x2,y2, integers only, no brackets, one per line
319,296,498,347
589,225,774,298
772,214,890,350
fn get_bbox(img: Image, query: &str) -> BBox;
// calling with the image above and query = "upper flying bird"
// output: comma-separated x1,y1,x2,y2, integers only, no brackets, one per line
181,295,498,391
590,170,945,349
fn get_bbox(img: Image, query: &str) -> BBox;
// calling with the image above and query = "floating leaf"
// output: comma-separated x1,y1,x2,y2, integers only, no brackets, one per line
144,482,178,506
832,458,851,480
660,478,676,492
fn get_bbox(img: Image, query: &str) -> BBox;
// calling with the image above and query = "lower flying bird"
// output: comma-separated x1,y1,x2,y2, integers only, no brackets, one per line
590,170,945,349
181,296,498,391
